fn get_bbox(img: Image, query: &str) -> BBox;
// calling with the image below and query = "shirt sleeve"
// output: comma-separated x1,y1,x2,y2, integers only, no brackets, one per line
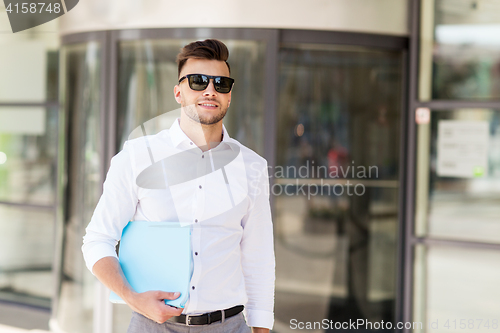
240,161,275,329
82,141,139,274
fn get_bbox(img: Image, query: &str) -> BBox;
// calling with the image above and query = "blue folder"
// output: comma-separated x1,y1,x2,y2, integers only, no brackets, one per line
109,221,192,308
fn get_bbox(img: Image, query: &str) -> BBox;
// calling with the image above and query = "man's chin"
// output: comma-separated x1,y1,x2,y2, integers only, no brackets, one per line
198,115,225,125
191,108,226,125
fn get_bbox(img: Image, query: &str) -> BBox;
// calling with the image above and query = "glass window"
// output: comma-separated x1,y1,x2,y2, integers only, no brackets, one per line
274,44,403,329
0,7,59,311
414,244,500,333
420,0,500,100
0,205,54,307
117,39,265,154
0,107,58,205
416,109,500,244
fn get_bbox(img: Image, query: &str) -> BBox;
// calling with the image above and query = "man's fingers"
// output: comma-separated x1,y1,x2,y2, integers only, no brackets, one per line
165,306,183,316
128,291,183,324
158,291,181,300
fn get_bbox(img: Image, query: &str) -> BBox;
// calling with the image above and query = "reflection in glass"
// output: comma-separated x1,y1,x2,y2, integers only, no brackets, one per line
0,107,58,205
419,109,500,244
54,42,101,333
275,44,403,331
0,205,54,307
429,0,500,99
117,39,265,154
415,245,500,333
277,45,402,181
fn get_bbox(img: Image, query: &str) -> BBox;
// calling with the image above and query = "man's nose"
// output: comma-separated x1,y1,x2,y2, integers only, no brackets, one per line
202,80,217,96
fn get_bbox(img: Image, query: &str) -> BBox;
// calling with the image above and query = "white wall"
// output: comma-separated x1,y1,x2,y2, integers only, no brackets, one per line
59,0,409,36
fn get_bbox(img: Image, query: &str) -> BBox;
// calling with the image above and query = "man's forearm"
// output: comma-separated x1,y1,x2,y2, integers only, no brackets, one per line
91,256,183,323
252,328,270,333
92,256,136,301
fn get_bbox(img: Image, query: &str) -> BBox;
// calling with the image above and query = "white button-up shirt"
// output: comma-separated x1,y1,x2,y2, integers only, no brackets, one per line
82,118,275,329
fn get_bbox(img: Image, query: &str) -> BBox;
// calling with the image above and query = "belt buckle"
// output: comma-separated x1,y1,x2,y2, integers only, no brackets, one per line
186,312,211,326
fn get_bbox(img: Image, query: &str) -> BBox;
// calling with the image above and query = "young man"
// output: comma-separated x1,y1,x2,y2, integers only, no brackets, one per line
82,39,275,333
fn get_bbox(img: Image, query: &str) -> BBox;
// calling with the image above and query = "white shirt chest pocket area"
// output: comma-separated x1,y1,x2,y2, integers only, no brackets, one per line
136,188,179,222
201,152,249,221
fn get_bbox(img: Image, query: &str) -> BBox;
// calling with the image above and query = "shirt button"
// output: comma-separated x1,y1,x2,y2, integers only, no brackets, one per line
199,185,202,189
192,286,195,290
195,219,198,223
190,142,193,145
202,155,204,158
195,252,198,256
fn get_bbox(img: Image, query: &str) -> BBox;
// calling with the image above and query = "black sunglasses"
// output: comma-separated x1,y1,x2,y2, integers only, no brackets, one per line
179,74,234,94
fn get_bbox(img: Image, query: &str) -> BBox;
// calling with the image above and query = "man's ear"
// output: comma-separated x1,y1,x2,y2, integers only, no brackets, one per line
174,85,182,104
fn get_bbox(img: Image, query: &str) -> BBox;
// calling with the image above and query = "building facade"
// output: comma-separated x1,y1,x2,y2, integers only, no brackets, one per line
0,1,499,332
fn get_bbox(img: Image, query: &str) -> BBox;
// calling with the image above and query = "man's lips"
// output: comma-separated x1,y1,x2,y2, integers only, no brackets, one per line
197,101,219,109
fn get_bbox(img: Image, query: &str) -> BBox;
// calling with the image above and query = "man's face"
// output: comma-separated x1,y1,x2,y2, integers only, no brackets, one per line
174,58,232,126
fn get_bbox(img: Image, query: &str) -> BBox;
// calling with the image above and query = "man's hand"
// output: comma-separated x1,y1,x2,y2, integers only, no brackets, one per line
125,290,183,324
92,257,183,324
252,328,270,333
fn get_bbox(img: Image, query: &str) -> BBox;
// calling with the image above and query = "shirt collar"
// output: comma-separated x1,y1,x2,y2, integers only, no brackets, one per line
169,118,234,151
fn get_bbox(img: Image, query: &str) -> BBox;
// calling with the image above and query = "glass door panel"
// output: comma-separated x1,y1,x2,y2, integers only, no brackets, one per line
274,44,403,331
54,42,102,333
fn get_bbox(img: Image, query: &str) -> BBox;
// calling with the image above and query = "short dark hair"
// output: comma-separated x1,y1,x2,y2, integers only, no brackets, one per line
176,39,230,77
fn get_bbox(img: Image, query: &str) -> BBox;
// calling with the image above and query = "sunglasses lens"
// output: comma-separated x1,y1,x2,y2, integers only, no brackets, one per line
186,75,234,93
188,75,209,91
214,77,233,93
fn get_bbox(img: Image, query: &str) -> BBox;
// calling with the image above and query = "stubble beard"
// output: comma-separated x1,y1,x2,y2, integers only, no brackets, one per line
184,103,228,125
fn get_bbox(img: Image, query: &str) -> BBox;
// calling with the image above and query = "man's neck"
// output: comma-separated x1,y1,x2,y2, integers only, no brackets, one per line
178,114,223,152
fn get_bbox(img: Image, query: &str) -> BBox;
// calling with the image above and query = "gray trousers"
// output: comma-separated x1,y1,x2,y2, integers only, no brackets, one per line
127,312,251,333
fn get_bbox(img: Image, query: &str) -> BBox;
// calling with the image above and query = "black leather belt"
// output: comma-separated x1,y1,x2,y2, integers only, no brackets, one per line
170,305,244,326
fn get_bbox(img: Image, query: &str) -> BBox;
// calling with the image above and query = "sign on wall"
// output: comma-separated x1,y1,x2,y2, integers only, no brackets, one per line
437,120,489,178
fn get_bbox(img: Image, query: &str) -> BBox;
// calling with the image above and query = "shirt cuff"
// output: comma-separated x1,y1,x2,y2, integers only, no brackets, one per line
82,242,118,275
243,308,274,330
